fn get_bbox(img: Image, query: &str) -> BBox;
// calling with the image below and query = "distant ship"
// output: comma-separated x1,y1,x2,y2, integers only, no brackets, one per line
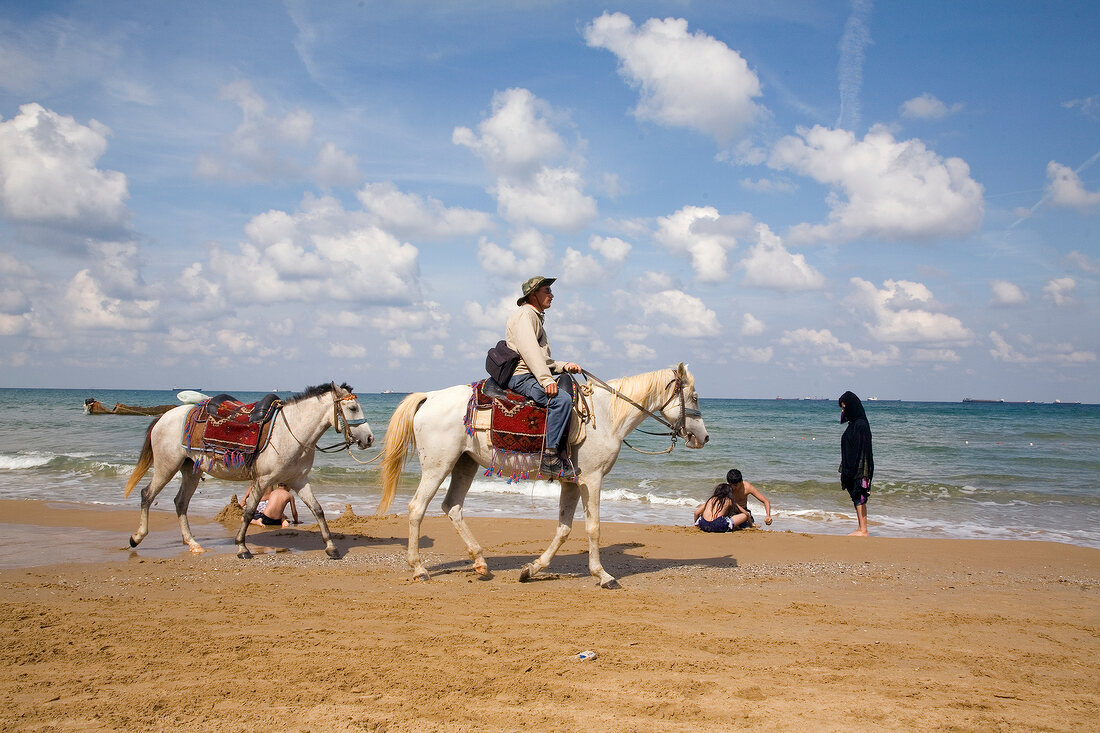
962,398,1004,403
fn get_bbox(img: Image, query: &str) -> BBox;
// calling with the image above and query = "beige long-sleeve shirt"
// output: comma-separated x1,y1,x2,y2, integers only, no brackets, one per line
505,304,565,389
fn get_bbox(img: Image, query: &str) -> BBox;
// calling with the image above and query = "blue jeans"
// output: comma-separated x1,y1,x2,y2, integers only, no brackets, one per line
507,373,571,452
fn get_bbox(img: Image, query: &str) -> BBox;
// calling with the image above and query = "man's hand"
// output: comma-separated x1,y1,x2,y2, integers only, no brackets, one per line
544,381,558,396
765,515,773,526
563,362,581,373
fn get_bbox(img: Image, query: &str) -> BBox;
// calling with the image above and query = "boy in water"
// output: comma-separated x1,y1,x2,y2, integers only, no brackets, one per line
725,468,773,528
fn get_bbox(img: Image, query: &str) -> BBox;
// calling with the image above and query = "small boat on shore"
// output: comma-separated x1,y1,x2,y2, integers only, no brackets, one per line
83,398,176,416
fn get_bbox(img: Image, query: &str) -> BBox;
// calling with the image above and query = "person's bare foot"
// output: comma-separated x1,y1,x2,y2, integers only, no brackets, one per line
847,529,869,536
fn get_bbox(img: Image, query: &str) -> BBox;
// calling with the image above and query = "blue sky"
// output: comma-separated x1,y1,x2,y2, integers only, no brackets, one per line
1,0,1098,402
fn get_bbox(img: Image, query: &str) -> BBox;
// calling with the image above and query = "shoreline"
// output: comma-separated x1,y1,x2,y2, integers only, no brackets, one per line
1,498,1098,731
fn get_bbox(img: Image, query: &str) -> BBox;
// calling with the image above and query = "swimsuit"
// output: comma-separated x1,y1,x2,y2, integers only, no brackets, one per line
696,516,733,532
258,513,283,526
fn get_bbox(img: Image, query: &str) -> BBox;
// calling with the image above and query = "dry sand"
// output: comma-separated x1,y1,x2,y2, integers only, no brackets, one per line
0,498,1097,732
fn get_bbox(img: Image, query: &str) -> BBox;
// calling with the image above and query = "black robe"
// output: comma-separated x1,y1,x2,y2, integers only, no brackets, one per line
839,391,874,483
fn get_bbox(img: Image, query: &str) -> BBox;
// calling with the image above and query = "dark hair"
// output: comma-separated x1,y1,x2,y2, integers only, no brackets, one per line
726,469,743,485
704,483,735,517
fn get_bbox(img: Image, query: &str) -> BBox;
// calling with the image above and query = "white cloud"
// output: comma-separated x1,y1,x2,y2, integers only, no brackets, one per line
738,345,772,363
739,223,825,291
640,289,721,338
476,228,551,276
770,124,985,243
845,278,973,344
989,280,1028,307
780,328,900,368
990,331,1095,365
453,88,565,178
836,0,871,131
368,302,450,340
1062,95,1100,120
1046,161,1100,210
63,270,157,330
388,337,413,358
462,296,515,331
739,177,796,193
589,235,631,263
204,194,420,305
0,103,130,233
741,313,765,336
584,12,764,145
912,348,960,362
357,182,493,240
455,88,596,232
1042,277,1076,306
655,206,752,282
314,141,362,188
493,166,597,231
899,93,962,120
561,247,604,285
1066,250,1100,275
328,343,367,359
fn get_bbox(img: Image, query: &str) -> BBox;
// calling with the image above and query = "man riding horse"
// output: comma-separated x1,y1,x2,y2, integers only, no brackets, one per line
504,275,582,477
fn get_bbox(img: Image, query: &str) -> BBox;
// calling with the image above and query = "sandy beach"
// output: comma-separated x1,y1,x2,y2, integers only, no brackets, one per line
0,499,1097,732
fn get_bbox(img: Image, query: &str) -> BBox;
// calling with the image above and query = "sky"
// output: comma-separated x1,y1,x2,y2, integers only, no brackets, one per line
1,0,1098,402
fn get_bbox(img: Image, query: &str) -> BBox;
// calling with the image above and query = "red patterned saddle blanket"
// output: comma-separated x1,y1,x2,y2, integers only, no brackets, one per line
182,397,279,469
468,380,547,455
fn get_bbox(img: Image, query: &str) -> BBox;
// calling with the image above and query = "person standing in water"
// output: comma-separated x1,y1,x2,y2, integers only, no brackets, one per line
838,391,874,536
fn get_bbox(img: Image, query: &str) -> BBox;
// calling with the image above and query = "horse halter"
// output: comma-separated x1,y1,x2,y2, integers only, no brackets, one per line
581,369,702,451
329,391,367,446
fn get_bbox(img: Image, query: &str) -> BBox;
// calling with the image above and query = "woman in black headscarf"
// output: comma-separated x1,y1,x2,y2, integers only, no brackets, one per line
838,390,874,536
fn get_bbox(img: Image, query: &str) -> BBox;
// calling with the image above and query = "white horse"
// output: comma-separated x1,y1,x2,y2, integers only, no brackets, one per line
377,364,708,588
124,382,373,559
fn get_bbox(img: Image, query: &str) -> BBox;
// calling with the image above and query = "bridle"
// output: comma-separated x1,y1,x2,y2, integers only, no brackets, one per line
281,386,377,461
580,369,702,454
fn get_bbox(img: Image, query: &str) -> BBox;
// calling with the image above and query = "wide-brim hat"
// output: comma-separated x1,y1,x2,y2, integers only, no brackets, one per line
517,275,556,305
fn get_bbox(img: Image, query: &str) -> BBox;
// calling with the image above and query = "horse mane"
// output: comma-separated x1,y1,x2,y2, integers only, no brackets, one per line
605,367,694,432
286,382,354,405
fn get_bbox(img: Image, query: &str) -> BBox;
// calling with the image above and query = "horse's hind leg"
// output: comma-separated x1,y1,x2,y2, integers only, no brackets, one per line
440,454,490,578
129,463,181,548
407,462,452,582
235,483,264,559
519,480,580,582
293,483,340,559
173,465,205,553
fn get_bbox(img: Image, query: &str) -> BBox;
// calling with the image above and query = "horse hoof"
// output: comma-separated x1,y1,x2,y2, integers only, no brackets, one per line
128,537,138,548
237,550,253,560
188,546,204,554
325,548,341,560
518,564,534,582
413,572,430,583
600,578,622,590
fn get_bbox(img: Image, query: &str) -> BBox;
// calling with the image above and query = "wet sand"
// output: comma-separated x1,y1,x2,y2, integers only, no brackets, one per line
0,499,1097,731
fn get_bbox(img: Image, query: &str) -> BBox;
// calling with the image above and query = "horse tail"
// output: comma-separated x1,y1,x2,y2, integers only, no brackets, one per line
377,392,428,515
124,418,158,498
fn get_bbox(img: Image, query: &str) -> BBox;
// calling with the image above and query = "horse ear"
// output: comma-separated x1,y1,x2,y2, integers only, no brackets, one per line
677,362,687,379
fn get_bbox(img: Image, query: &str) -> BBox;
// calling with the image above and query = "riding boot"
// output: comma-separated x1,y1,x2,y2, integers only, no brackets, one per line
540,449,562,477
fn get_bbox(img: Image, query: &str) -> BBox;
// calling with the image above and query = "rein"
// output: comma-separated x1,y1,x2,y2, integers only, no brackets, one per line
580,369,701,454
280,389,381,463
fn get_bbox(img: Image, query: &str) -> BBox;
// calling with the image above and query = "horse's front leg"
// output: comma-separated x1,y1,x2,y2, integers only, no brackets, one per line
235,482,264,559
440,454,489,578
173,466,204,553
293,483,340,559
579,478,618,589
519,481,580,582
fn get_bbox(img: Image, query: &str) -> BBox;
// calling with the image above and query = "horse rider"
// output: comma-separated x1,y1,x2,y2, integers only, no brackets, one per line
505,275,582,477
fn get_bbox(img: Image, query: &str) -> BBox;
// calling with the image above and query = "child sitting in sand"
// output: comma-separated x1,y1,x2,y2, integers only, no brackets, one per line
240,483,299,527
693,483,752,532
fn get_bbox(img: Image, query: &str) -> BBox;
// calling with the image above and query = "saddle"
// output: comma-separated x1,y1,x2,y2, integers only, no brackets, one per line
465,379,587,482
182,393,282,470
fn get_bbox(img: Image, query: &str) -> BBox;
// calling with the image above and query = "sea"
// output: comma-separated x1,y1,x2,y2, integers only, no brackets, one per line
1,387,1098,550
